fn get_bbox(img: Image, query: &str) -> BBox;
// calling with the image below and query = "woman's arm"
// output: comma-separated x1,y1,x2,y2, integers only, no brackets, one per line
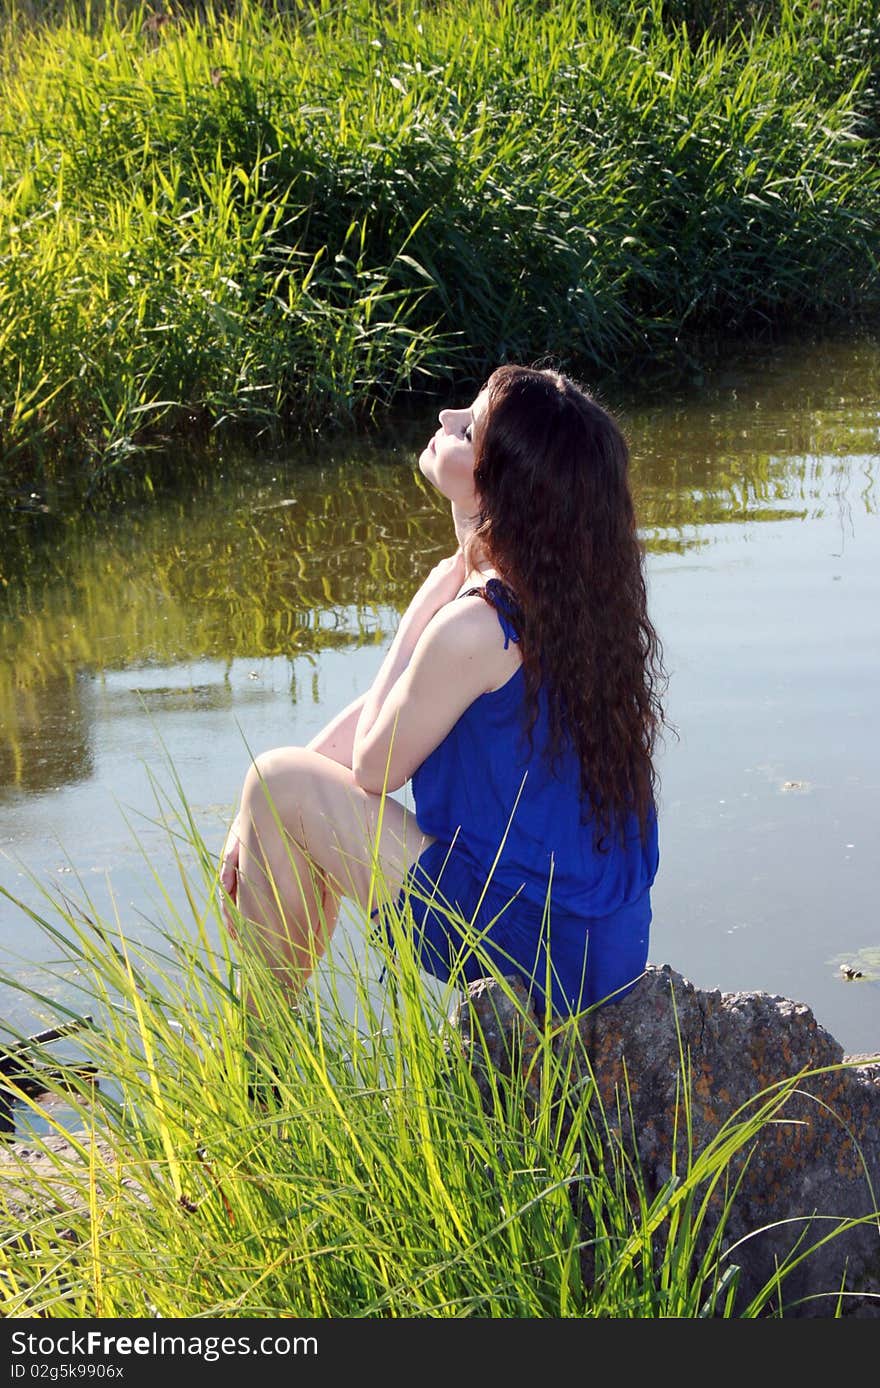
309,551,466,766
305,692,368,768
220,552,466,915
301,553,467,769
352,596,493,794
353,550,466,760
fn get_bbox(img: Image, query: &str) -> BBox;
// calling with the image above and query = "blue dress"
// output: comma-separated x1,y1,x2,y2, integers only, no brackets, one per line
376,578,658,1016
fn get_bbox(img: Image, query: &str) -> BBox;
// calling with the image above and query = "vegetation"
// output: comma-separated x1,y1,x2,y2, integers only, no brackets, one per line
0,0,878,497
2,4,875,1320
0,776,870,1317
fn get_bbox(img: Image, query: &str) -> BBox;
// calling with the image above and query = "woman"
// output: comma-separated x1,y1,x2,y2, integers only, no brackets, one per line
220,364,666,1017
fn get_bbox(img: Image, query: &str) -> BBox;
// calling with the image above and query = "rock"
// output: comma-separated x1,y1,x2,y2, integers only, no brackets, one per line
452,964,880,1317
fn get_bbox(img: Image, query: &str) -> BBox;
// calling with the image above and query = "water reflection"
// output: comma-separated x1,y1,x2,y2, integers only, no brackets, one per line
0,671,93,795
2,339,877,797
1,333,878,1055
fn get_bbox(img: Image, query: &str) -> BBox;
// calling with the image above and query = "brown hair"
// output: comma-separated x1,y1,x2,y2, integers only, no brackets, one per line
467,364,667,846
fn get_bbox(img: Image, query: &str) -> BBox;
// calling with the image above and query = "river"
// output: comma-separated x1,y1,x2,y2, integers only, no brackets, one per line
1,332,878,1067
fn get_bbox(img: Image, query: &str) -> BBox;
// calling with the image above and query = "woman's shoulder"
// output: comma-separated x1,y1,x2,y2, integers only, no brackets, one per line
433,585,522,693
432,588,506,642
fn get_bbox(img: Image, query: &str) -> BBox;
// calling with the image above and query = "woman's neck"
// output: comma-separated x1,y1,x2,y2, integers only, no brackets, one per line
451,501,477,551
451,502,494,576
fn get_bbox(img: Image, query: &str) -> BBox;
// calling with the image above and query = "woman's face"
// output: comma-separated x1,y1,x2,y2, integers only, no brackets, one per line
419,389,489,508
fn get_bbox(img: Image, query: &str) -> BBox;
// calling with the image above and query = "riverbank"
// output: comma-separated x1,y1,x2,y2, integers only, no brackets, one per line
2,856,876,1316
2,901,877,1317
1,0,879,503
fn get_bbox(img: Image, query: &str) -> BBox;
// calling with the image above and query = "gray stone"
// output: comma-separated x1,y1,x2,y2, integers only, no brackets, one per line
451,964,880,1317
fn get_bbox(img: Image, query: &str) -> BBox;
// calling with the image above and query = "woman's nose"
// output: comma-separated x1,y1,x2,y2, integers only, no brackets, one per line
439,407,466,433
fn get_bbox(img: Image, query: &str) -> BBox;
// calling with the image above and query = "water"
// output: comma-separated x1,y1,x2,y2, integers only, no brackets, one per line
1,334,878,1089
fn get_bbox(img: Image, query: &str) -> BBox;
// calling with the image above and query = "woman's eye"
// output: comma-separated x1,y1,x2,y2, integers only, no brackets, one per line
464,426,473,443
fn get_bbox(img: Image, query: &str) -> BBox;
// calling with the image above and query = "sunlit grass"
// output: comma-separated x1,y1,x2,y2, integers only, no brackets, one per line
0,0,878,494
1,766,873,1317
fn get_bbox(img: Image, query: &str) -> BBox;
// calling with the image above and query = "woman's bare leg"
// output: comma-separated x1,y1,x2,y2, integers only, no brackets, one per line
220,696,370,954
235,745,432,1000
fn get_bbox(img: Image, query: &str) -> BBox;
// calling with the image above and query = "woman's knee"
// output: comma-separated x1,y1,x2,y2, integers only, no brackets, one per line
240,746,313,824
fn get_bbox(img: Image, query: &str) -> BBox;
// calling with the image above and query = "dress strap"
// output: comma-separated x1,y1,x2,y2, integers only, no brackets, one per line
460,576,522,650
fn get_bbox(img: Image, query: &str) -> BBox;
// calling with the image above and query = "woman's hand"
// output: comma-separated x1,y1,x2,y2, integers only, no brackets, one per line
405,548,467,626
219,813,241,937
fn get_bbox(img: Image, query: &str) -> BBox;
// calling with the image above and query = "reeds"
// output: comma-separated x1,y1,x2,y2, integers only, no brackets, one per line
0,764,873,1317
1,0,878,493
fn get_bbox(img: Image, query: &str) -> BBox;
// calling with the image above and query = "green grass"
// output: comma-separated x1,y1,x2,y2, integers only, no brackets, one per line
0,0,878,497
0,766,874,1317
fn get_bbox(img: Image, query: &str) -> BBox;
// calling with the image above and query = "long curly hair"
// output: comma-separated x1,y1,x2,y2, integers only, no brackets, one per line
465,364,667,847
